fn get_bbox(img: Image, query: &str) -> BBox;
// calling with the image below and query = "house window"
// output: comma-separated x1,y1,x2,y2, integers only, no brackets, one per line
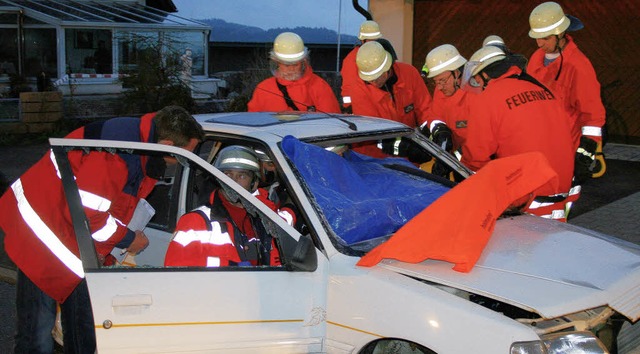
116,30,160,72
116,30,205,76
24,28,58,78
171,31,206,76
65,29,113,75
0,28,18,78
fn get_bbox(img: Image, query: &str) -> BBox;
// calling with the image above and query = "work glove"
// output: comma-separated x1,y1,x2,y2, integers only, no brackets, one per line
431,123,453,152
431,160,452,179
573,136,597,185
418,123,431,139
378,138,432,164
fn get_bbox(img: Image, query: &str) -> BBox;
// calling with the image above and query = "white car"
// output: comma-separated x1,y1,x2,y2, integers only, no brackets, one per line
52,112,640,353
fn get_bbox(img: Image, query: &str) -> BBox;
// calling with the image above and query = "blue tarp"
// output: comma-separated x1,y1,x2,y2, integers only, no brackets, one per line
281,136,451,246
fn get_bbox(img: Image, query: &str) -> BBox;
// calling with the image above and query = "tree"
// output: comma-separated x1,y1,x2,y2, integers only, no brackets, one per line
118,33,195,113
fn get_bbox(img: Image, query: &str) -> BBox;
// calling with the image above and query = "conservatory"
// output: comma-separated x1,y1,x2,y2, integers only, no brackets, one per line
0,0,217,96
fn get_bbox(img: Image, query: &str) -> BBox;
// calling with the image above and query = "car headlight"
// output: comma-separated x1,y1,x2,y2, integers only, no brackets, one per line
511,331,608,354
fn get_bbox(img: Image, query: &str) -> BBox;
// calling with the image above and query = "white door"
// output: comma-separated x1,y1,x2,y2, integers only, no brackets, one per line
85,263,327,353
60,140,328,353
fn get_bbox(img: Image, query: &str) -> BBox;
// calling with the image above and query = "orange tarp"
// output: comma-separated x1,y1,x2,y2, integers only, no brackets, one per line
357,152,559,272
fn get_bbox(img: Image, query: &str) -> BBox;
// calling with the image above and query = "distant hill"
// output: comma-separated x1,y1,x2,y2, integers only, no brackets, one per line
200,18,358,45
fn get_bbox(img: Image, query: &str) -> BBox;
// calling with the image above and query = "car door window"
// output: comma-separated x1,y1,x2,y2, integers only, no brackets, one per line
50,138,312,272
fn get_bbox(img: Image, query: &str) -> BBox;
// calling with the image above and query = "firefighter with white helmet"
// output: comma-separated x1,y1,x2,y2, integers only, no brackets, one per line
480,35,528,69
421,44,476,178
526,1,606,183
460,44,575,222
353,41,432,128
482,35,505,48
165,145,296,268
347,41,433,161
340,20,394,112
247,32,340,113
358,20,382,41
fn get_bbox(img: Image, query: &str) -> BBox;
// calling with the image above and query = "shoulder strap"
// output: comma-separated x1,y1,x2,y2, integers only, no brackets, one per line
209,190,249,262
507,71,555,99
276,81,300,111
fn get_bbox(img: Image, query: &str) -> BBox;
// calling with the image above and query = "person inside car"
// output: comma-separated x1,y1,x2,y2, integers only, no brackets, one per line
165,145,296,267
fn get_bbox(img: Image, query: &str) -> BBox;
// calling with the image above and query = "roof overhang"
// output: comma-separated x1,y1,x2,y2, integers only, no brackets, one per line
0,0,209,31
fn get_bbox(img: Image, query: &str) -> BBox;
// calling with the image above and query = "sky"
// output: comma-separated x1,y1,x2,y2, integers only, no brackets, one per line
171,0,368,37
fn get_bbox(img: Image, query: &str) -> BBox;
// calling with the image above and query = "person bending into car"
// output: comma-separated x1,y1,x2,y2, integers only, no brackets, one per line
0,106,204,354
247,32,340,113
165,146,296,267
461,45,574,222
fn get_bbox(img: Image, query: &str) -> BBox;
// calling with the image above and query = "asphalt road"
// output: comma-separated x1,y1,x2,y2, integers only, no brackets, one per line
1,142,639,352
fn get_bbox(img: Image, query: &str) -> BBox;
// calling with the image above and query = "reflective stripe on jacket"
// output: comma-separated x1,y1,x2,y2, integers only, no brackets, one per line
0,113,158,302
164,206,240,267
165,188,295,268
527,35,605,147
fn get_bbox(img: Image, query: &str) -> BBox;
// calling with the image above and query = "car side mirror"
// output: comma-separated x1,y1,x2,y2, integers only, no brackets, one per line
288,234,317,272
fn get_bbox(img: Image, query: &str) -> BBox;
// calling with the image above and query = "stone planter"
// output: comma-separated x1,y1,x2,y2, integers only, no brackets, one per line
19,91,63,133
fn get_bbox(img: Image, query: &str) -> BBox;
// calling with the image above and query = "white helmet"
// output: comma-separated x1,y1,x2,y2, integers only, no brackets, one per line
528,2,571,39
482,35,505,47
423,44,467,79
356,41,392,82
358,20,382,40
270,32,308,64
213,145,261,177
460,45,506,91
468,45,506,77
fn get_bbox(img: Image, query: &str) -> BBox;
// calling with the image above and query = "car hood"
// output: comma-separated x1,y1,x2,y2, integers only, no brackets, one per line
377,215,640,321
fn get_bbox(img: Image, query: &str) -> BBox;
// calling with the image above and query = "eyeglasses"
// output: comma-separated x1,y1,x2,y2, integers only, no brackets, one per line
432,73,453,88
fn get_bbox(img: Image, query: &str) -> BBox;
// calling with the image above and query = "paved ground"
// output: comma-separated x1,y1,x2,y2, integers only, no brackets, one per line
569,143,640,244
0,142,639,352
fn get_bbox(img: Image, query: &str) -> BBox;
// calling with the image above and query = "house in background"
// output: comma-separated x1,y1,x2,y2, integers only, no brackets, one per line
0,0,220,97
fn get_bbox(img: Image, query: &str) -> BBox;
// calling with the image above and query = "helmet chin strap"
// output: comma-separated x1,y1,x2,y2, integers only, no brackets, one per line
453,70,461,91
480,72,490,90
554,34,565,81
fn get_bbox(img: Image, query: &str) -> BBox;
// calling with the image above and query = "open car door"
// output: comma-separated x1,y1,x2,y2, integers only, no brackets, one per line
51,138,323,353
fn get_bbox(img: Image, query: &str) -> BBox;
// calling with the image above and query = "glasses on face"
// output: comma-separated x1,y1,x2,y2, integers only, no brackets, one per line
431,73,453,88
433,72,453,87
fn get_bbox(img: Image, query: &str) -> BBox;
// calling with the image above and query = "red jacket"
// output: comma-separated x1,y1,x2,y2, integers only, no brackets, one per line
164,188,295,267
527,35,605,147
350,61,432,129
0,113,159,302
429,88,477,151
461,66,574,197
247,66,341,113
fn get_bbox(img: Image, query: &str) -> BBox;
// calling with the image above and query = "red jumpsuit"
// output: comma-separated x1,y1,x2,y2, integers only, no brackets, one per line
164,188,295,267
247,65,341,113
429,88,476,151
461,66,574,220
350,61,432,128
0,113,160,302
527,34,605,147
339,45,362,108
350,61,433,159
